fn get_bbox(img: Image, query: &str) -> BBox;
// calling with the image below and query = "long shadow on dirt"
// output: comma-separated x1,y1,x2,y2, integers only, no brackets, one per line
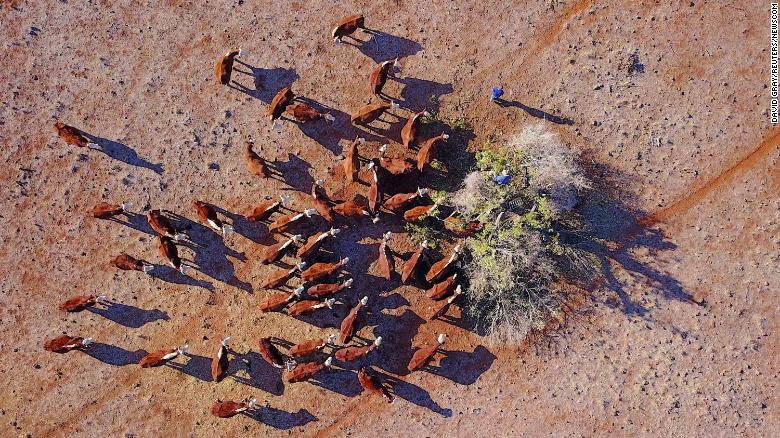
230,62,299,104
397,78,453,114
426,346,495,385
231,351,285,396
148,265,215,292
378,371,452,417
277,97,386,157
167,352,212,382
82,133,164,174
494,99,574,125
167,211,252,293
87,301,169,328
249,406,318,430
342,30,423,63
84,343,148,366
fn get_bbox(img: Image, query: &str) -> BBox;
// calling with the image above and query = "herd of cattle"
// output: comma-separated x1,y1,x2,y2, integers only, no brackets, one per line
46,14,481,420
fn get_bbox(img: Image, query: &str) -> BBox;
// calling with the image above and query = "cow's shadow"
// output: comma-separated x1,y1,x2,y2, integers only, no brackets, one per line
309,368,362,397
231,351,285,396
371,309,426,376
249,406,318,430
87,301,169,328
148,265,215,291
378,371,452,417
106,211,156,236
166,353,212,382
342,30,423,63
230,62,299,104
397,77,453,114
83,134,164,174
211,204,276,246
167,212,252,293
425,346,495,385
84,343,147,366
277,98,385,157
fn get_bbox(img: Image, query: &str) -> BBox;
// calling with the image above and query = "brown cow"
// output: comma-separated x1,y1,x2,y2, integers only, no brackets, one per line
332,14,365,43
426,273,458,300
334,337,382,362
215,49,242,85
261,235,303,265
268,86,295,126
311,182,334,224
343,137,364,183
297,228,340,260
193,200,233,236
285,357,333,383
110,253,153,273
401,110,430,149
383,188,428,213
211,337,231,382
288,334,337,359
401,240,428,284
269,208,317,234
351,101,399,126
416,132,449,172
407,334,445,372
376,231,394,280
358,367,394,403
307,278,352,298
259,286,303,312
147,209,185,240
58,294,105,312
139,343,189,367
339,296,368,344
403,204,436,222
246,142,270,178
247,194,291,222
211,397,257,418
284,103,335,123
158,236,189,274
426,285,463,321
258,337,286,368
43,335,92,353
377,146,415,176
367,162,381,215
288,298,336,317
91,202,131,219
54,121,96,148
333,199,370,218
260,262,306,289
425,244,461,283
369,58,401,96
301,257,349,282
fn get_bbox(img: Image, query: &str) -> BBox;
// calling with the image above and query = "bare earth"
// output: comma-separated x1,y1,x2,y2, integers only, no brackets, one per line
0,0,777,437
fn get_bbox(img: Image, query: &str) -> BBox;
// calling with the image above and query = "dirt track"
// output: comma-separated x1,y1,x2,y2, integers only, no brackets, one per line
1,0,777,436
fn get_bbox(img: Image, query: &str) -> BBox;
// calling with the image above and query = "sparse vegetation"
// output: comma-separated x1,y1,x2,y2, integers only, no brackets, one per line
452,124,591,343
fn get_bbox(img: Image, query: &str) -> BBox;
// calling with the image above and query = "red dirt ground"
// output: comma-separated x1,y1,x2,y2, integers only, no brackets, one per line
0,0,776,436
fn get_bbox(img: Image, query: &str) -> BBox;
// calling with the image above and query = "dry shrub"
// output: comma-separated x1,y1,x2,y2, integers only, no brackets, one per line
456,124,589,344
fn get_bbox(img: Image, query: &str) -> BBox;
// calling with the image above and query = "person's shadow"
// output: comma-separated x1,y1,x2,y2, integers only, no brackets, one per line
230,61,299,104
82,133,164,174
87,301,170,328
84,343,148,366
494,99,574,125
